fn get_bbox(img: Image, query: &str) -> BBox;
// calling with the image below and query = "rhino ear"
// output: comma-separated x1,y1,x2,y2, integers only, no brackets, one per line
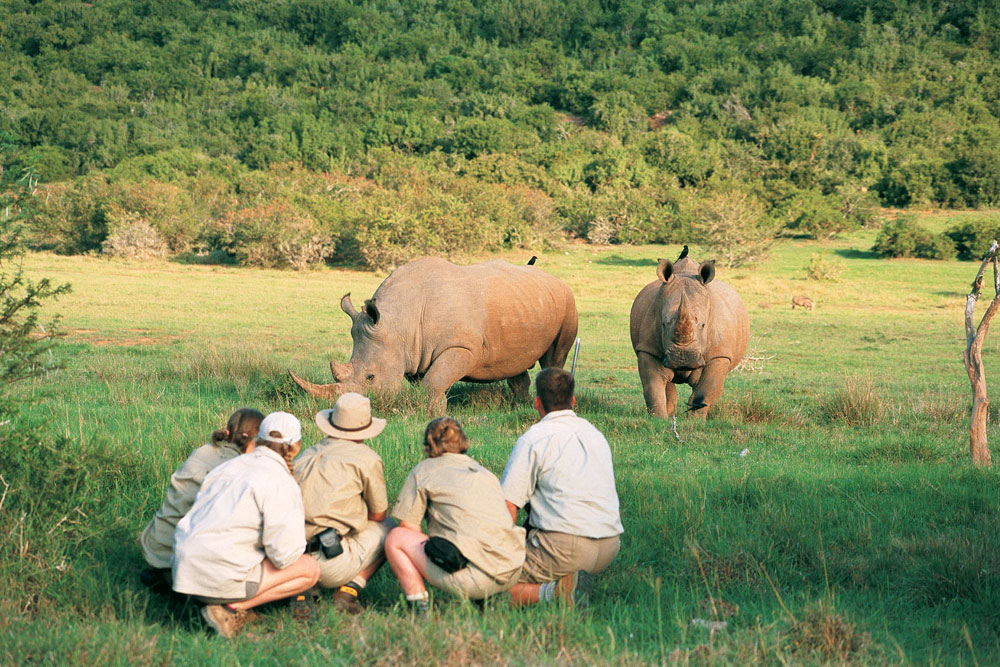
656,258,674,283
363,298,381,326
699,260,716,285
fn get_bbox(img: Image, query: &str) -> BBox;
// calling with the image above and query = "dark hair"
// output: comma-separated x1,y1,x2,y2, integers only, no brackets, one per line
423,417,469,458
211,408,265,453
536,367,574,412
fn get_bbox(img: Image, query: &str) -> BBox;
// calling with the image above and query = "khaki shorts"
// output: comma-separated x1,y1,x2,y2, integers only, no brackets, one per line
425,560,520,600
316,520,391,589
519,530,620,584
194,561,263,605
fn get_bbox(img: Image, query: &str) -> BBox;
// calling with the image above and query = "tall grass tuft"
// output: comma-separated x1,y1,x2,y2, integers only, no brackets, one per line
819,376,890,426
780,599,875,662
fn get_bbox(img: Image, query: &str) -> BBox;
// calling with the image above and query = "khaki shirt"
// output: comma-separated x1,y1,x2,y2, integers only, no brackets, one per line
140,442,241,569
502,410,623,538
294,437,388,540
392,453,525,582
172,447,306,600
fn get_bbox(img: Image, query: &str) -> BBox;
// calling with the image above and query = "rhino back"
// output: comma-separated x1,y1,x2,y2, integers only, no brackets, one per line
370,257,576,379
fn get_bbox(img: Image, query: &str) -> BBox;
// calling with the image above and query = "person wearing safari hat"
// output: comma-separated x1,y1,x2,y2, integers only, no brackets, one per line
294,392,393,614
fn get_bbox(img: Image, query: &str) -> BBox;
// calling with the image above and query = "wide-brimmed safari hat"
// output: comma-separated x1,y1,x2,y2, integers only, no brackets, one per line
315,392,386,440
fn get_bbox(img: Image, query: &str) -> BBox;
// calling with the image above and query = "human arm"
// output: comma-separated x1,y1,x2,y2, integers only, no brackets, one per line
500,437,537,510
259,478,307,569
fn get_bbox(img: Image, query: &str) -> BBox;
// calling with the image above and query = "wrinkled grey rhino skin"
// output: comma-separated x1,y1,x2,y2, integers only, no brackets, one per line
291,256,578,411
629,255,749,419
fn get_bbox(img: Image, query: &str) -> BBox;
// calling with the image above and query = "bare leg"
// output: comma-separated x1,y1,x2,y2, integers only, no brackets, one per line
384,525,430,596
229,555,320,611
637,351,676,418
688,357,732,419
420,347,476,414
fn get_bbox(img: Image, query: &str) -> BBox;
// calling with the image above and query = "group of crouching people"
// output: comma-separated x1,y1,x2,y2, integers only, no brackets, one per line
140,368,623,638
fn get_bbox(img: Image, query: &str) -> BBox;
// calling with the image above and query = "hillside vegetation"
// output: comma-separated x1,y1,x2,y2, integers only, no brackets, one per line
3,0,1000,267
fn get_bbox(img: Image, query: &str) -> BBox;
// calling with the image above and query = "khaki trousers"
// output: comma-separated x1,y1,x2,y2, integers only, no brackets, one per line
519,530,620,584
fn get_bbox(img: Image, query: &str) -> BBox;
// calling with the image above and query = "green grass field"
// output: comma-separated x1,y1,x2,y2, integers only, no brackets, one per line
3,215,1000,665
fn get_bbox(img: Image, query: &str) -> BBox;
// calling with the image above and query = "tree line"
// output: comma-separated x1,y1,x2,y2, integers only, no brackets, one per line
2,0,999,267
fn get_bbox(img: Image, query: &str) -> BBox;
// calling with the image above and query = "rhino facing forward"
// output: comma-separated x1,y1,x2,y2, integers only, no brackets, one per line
291,257,578,411
629,253,749,419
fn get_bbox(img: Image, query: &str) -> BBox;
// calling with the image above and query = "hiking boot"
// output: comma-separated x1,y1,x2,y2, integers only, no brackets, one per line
332,585,363,615
201,604,252,638
555,570,596,609
291,588,318,622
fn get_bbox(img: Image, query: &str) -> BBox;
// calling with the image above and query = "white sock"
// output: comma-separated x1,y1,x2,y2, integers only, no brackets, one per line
406,591,429,602
351,577,367,589
538,581,556,602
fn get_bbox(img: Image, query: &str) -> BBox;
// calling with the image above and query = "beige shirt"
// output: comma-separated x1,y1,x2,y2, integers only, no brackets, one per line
140,441,241,569
502,410,623,538
392,453,525,582
172,447,306,600
294,437,388,540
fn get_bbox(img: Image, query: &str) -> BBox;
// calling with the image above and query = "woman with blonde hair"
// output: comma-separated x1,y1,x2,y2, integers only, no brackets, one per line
385,417,525,613
140,408,263,586
172,411,320,637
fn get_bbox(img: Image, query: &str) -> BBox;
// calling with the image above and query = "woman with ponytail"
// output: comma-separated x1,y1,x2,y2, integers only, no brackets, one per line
172,411,320,638
385,417,526,613
140,408,264,585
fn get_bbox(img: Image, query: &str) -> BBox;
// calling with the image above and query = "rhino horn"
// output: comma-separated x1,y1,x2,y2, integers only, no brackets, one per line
674,295,695,345
340,293,359,319
288,369,343,400
656,258,674,283
330,360,353,382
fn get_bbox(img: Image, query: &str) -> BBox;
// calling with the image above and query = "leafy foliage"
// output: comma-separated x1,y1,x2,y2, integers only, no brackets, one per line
2,0,1000,265
946,215,1000,261
872,216,954,259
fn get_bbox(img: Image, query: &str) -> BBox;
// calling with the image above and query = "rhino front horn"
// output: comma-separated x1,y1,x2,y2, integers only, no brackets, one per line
288,369,342,400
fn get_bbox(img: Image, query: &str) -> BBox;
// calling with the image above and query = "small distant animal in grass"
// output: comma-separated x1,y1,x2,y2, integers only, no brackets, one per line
792,296,815,311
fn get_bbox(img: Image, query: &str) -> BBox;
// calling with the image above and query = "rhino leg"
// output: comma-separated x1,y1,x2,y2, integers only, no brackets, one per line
507,370,531,402
421,347,477,415
637,351,676,418
687,357,731,419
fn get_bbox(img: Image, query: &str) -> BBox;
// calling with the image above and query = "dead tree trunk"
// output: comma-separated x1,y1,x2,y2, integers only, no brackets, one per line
964,239,1000,467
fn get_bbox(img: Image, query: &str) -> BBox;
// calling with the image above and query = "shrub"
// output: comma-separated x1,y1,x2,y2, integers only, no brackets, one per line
221,199,334,269
782,190,853,239
100,210,169,259
691,190,775,267
945,216,1000,261
872,216,954,259
639,128,717,187
807,253,846,281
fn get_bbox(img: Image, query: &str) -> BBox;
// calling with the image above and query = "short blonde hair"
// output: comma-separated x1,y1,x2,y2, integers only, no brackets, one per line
423,417,469,458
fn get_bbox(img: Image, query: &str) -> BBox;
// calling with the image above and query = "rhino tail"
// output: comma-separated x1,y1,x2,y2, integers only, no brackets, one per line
288,369,341,400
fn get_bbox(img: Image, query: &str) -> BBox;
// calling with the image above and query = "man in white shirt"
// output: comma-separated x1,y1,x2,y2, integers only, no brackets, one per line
501,367,623,607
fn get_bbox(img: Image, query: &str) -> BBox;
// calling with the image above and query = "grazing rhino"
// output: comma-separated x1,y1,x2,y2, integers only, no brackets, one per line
629,250,749,419
290,256,578,411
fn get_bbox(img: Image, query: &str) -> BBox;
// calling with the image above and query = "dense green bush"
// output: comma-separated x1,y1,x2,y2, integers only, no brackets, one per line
945,217,1000,261
872,217,954,260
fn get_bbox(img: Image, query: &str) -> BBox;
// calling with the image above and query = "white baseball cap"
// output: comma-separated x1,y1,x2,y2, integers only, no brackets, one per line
257,411,302,445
